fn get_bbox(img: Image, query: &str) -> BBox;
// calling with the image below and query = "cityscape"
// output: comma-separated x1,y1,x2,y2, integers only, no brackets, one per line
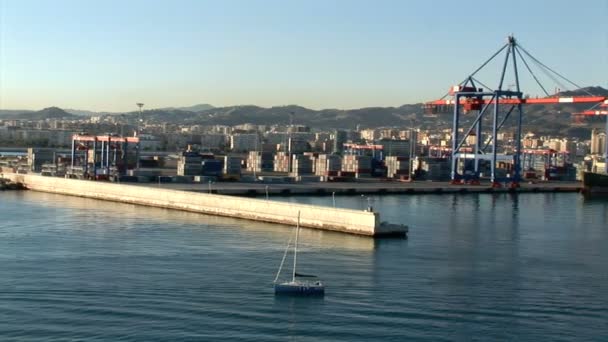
0,92,606,186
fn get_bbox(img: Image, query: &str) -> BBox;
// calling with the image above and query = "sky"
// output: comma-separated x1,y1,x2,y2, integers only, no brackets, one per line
0,0,606,112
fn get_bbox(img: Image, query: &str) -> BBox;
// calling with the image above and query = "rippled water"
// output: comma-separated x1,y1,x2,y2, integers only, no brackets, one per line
1,191,607,341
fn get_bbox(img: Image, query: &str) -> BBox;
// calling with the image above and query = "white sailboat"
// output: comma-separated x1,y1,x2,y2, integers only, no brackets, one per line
273,211,325,296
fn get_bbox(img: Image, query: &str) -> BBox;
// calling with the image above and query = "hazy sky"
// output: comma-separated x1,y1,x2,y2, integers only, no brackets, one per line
0,0,606,112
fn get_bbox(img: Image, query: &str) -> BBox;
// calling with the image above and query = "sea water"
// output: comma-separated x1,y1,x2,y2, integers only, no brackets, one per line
1,191,606,341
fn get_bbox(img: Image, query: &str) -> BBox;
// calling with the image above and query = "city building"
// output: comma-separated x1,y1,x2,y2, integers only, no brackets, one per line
230,133,259,152
378,139,410,157
332,130,347,154
591,129,607,155
201,134,228,151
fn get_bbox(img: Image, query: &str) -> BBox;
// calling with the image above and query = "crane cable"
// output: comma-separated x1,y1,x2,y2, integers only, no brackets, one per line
437,43,510,101
517,44,595,97
514,46,550,97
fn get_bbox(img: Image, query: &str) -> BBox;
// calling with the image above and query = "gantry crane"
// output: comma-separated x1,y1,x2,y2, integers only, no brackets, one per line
425,36,607,187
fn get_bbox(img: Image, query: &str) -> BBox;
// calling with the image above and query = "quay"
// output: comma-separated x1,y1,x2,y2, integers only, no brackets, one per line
4,173,407,238
140,179,582,197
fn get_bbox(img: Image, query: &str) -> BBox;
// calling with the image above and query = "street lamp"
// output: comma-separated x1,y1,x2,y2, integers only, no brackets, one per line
135,103,144,136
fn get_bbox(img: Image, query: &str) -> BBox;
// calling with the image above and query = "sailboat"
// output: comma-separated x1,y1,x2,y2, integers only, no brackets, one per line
273,211,325,296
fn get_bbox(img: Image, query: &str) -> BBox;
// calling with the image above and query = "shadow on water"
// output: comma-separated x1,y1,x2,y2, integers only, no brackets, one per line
272,293,326,315
273,294,325,303
582,195,608,203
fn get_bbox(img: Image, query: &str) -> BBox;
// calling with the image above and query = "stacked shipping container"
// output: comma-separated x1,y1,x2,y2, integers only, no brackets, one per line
342,155,372,178
385,156,410,179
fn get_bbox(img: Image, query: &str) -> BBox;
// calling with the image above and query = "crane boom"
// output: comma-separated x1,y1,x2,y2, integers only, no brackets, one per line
574,110,608,116
427,96,607,106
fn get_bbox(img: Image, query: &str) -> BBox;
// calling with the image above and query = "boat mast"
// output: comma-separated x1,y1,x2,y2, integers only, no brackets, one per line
292,211,300,282
273,228,295,284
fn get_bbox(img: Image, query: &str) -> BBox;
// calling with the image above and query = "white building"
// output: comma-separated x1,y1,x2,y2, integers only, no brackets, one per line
591,129,607,155
360,129,380,142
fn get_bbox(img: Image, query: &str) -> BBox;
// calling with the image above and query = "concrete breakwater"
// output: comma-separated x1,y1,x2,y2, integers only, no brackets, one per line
5,173,407,237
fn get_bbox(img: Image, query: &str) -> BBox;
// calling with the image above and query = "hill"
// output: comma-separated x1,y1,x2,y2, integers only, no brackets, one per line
159,104,215,112
0,107,78,120
127,104,424,129
556,86,608,97
1,86,605,133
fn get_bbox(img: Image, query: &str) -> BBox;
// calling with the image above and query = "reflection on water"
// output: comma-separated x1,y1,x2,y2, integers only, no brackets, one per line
1,191,377,252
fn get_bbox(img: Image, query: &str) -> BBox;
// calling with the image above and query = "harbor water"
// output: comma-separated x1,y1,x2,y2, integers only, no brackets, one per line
1,191,607,341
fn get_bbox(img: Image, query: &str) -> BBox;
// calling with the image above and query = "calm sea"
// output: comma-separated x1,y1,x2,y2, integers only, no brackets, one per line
1,191,607,341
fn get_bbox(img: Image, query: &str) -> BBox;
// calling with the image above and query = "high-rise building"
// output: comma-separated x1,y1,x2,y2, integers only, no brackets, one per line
591,129,607,155
333,130,347,154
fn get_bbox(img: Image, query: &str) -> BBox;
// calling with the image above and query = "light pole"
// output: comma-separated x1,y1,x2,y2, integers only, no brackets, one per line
287,111,294,173
253,134,258,180
136,103,144,136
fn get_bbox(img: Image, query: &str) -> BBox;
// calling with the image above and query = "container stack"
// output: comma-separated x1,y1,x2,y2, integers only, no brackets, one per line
290,154,313,177
177,151,203,176
273,152,290,172
246,151,274,172
0,156,28,174
40,163,67,177
223,155,242,178
314,154,342,176
303,152,319,174
414,157,450,181
385,156,409,179
342,155,372,178
201,159,224,177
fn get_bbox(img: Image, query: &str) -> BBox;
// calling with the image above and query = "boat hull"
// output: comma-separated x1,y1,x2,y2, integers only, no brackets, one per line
274,282,325,296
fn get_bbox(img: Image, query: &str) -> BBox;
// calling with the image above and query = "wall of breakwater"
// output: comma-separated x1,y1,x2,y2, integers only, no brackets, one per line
5,173,407,237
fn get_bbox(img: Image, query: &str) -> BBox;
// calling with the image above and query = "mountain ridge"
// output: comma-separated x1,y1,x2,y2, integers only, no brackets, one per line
1,86,606,132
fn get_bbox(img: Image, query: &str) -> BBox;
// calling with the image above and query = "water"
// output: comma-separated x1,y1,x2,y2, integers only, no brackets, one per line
0,152,26,157
1,191,607,341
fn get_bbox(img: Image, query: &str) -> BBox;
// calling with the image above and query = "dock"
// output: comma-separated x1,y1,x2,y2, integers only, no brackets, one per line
137,179,582,197
4,173,408,238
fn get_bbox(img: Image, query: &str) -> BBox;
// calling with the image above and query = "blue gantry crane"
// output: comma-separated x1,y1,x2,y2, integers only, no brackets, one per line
425,36,607,187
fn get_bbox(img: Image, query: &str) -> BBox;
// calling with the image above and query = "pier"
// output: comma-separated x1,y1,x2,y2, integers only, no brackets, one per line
4,173,407,237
